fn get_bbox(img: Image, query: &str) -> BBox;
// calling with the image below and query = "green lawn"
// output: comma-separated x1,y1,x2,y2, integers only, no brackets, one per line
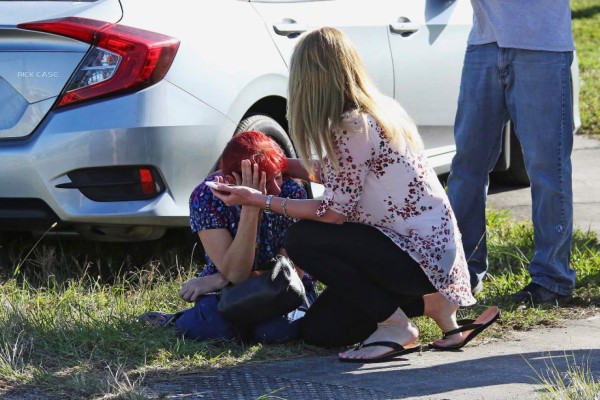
1,212,598,399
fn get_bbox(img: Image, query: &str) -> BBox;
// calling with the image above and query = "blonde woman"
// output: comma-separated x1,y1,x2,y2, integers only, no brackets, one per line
211,27,499,363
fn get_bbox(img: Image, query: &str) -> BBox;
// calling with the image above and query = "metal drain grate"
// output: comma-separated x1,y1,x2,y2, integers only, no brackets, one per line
146,369,388,399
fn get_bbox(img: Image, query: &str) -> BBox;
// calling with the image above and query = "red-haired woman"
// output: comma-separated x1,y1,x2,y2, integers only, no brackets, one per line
141,130,314,343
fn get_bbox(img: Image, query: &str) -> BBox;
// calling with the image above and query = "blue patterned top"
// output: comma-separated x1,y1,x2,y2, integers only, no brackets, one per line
189,177,307,277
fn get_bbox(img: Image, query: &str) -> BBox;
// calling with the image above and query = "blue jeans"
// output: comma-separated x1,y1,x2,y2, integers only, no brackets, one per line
172,283,317,343
447,43,576,295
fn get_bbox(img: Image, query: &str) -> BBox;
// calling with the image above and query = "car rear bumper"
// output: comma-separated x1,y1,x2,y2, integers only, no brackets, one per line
0,80,235,240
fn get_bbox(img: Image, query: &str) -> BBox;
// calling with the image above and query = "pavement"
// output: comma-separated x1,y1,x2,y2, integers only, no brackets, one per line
142,134,600,399
145,316,600,399
488,133,600,237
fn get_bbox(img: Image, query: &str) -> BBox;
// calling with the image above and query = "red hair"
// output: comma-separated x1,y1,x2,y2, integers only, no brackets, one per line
220,131,288,178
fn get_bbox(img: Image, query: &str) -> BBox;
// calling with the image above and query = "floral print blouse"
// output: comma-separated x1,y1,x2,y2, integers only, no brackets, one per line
189,177,307,278
317,112,475,306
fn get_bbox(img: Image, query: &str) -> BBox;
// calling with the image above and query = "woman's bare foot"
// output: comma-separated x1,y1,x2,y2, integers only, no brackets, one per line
429,306,501,350
338,308,419,361
422,292,465,348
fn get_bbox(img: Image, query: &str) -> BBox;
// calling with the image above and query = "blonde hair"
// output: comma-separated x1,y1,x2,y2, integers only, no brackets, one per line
287,27,423,175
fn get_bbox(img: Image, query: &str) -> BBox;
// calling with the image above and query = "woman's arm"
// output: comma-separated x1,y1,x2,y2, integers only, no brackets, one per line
270,196,344,224
198,205,261,284
211,186,345,225
179,272,229,302
197,160,267,284
212,118,374,225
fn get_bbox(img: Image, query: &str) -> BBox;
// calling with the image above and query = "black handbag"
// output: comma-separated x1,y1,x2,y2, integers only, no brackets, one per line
217,255,307,326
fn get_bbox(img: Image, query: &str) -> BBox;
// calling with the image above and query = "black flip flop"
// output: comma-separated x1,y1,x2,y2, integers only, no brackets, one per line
429,306,501,351
339,340,423,363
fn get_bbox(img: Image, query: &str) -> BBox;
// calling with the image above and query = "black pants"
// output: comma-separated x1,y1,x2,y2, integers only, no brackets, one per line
285,220,436,348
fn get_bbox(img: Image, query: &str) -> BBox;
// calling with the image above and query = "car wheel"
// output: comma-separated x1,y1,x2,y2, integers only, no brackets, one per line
491,129,530,187
234,114,315,198
209,114,294,173
234,114,297,158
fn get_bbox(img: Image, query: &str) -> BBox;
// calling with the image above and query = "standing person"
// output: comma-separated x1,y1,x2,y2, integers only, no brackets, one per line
210,27,500,363
446,1,576,304
140,130,315,344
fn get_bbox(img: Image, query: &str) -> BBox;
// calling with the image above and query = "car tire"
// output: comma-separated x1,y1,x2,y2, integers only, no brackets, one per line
234,114,297,158
491,129,530,187
234,114,315,198
208,114,294,173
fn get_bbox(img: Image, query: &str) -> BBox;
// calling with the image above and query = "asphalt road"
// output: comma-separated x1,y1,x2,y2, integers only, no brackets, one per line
140,316,600,400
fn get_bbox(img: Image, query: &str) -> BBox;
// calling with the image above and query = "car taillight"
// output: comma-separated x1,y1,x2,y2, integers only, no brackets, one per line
139,168,156,196
18,17,180,108
57,166,165,201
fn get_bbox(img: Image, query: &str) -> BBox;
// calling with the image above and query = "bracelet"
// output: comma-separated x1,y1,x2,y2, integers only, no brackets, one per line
265,194,274,213
281,197,290,219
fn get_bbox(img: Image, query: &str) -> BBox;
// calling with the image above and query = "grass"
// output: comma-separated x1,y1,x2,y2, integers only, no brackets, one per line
1,211,599,399
0,2,598,398
529,352,600,400
572,0,600,139
0,231,329,399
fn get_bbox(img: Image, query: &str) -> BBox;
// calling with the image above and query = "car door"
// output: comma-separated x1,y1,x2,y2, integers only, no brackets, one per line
385,0,472,173
250,0,394,98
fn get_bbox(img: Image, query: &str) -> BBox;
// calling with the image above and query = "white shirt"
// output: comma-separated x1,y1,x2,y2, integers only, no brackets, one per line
318,112,475,306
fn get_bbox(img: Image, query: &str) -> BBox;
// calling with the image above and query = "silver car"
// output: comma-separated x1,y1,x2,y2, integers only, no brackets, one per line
0,0,580,241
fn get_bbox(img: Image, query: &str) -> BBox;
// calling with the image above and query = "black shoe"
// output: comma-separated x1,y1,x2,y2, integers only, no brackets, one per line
511,283,571,306
138,311,176,327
